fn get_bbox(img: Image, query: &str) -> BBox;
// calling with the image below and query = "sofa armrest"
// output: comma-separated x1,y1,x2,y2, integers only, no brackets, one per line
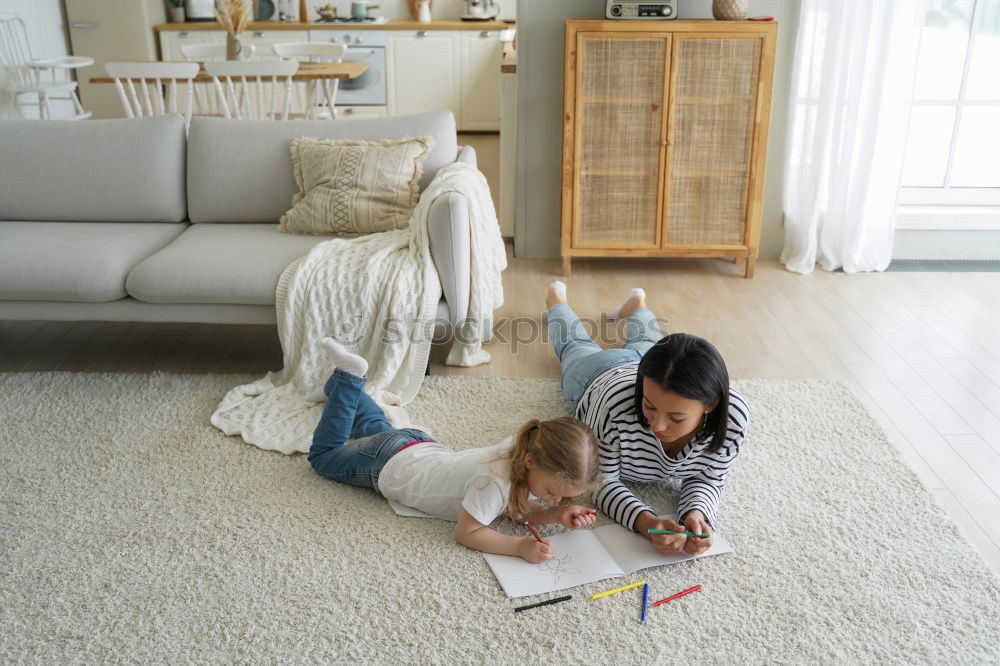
427,191,471,328
455,145,477,168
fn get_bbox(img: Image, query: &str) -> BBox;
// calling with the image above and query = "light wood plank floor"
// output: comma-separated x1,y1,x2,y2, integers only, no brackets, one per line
3,254,999,574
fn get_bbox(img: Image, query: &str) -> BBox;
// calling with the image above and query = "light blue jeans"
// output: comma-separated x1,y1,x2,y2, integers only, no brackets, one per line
548,304,664,410
309,369,433,492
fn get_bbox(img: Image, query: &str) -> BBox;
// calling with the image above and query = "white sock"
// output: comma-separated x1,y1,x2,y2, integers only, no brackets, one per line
605,288,646,320
305,337,369,402
549,280,567,303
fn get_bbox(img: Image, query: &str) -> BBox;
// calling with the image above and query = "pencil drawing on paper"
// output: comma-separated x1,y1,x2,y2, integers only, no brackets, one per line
535,554,582,584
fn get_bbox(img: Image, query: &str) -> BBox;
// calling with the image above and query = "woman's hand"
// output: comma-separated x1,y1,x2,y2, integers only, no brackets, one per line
681,511,713,556
553,505,597,530
517,537,553,563
648,517,688,554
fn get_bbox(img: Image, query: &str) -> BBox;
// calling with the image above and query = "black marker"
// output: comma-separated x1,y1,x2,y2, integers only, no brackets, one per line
514,595,572,613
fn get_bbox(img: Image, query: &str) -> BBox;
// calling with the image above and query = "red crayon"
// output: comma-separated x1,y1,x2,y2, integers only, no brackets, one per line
652,584,702,607
524,521,544,543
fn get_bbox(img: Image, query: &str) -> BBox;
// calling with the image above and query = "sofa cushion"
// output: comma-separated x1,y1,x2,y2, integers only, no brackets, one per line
0,116,187,223
126,224,330,306
0,221,186,302
279,136,434,236
186,112,458,224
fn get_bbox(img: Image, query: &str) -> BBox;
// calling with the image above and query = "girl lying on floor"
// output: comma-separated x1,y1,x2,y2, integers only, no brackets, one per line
307,338,602,563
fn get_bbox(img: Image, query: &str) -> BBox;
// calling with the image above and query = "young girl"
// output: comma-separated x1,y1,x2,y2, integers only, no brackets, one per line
307,337,602,563
545,281,749,558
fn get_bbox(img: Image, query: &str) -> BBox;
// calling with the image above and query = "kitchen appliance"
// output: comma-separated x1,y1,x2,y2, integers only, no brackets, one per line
462,0,500,21
65,0,165,119
605,0,677,19
185,0,216,21
310,30,386,110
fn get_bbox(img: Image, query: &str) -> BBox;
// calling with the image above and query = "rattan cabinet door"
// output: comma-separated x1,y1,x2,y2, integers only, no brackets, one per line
571,34,669,249
664,35,761,247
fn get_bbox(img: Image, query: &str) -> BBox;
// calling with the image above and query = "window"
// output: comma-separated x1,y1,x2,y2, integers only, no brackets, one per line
898,0,1000,227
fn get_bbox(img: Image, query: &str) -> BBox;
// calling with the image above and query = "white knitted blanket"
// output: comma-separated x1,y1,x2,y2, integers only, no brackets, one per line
210,162,506,454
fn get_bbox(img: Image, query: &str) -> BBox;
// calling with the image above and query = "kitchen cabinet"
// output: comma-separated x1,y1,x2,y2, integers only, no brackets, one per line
561,20,777,278
159,29,309,61
386,30,461,124
459,30,502,131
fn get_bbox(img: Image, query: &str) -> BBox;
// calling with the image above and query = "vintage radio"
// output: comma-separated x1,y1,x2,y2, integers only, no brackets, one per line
605,0,677,19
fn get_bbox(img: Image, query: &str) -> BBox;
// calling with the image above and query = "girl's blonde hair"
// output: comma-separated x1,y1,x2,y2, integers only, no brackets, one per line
505,416,601,521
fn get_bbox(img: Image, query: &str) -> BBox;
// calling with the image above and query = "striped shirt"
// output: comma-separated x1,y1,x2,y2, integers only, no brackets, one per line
575,362,749,531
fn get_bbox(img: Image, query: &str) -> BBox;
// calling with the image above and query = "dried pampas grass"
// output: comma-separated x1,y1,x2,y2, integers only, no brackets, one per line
215,0,251,35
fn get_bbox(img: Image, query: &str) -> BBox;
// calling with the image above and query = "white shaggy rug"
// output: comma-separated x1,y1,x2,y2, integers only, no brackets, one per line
1,373,998,664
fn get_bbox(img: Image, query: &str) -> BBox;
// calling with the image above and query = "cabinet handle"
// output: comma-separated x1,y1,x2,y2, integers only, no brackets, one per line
69,22,97,29
179,31,189,37
479,31,492,38
416,30,428,37
253,31,264,37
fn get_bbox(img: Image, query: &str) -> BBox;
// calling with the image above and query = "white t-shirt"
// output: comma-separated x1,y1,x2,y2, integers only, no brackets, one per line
377,437,516,525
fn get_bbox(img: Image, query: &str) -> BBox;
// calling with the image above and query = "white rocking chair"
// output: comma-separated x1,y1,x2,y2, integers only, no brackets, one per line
0,13,93,120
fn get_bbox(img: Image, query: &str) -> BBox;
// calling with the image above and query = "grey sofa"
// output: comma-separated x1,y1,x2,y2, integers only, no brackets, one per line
0,112,473,329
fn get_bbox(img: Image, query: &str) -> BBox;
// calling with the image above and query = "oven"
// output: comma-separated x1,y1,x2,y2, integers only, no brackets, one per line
309,30,386,108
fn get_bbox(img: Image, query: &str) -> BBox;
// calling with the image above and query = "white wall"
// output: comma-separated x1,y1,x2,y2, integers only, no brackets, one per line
514,0,799,260
0,0,75,118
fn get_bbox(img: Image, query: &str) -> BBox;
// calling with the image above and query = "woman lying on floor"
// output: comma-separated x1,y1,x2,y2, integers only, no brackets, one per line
544,281,749,556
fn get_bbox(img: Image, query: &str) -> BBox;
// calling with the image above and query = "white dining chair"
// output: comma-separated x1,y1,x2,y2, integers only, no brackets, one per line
105,62,201,127
204,59,299,120
272,42,346,119
178,43,257,116
0,13,93,119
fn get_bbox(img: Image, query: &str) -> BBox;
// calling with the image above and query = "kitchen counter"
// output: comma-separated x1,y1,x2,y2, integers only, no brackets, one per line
155,20,512,31
501,40,515,73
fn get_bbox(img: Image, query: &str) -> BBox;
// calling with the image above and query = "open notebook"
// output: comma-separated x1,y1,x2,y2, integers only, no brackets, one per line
483,520,733,598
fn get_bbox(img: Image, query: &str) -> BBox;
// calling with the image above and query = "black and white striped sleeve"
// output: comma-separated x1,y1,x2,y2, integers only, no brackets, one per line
678,394,749,525
579,387,653,532
593,428,654,532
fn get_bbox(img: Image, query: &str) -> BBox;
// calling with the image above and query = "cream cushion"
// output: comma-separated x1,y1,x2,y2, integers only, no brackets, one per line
278,136,434,236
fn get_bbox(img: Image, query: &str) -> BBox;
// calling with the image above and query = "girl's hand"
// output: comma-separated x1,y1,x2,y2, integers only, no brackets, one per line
517,537,553,563
682,511,713,556
645,517,687,555
555,505,597,529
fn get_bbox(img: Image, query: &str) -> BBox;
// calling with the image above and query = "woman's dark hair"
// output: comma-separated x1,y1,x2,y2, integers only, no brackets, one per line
634,333,730,453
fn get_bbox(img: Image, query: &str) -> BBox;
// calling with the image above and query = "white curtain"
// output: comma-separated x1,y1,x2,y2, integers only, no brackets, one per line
781,0,929,274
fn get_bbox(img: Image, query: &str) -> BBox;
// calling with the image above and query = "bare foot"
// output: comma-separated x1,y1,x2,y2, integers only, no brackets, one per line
546,280,568,309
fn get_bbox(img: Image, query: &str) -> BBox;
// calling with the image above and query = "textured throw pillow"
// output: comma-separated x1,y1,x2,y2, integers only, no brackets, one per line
278,135,435,236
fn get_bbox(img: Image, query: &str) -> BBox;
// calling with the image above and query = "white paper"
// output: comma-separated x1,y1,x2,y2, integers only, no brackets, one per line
482,530,625,598
594,524,733,575
482,517,734,598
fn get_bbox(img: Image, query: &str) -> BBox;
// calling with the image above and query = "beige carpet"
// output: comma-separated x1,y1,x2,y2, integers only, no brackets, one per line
1,373,999,664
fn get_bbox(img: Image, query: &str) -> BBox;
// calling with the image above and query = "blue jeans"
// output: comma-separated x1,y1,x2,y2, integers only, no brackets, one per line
309,369,433,492
548,304,664,410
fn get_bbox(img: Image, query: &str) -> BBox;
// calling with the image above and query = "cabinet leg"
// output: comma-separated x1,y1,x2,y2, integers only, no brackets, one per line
744,255,757,279
562,256,572,277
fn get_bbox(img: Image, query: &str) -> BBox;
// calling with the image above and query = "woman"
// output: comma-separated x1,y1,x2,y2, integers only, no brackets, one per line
546,281,749,556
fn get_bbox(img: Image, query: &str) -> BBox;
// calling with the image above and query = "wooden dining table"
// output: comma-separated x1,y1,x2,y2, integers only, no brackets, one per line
89,60,367,84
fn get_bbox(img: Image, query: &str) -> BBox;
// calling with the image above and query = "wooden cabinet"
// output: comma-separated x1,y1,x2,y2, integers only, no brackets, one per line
459,30,503,130
560,20,776,277
387,30,461,121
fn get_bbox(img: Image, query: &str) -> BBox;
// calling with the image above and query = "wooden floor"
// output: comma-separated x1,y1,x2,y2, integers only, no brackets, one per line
3,254,999,573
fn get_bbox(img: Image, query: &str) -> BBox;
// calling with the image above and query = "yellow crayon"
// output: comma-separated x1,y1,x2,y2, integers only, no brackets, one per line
590,581,647,600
